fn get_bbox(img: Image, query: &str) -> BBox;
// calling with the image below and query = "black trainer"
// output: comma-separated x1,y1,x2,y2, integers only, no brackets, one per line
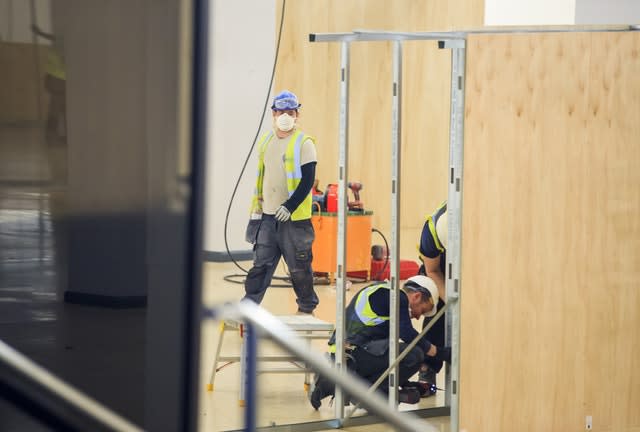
308,374,335,410
309,385,323,410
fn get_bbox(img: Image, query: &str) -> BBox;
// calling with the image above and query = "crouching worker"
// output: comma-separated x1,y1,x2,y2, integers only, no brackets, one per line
309,276,449,409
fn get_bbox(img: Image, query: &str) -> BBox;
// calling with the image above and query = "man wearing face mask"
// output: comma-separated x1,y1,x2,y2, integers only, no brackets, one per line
243,90,319,315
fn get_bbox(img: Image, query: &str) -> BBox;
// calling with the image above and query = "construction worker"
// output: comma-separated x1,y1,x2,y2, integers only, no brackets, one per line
243,90,319,314
417,200,449,387
309,275,450,409
31,24,67,148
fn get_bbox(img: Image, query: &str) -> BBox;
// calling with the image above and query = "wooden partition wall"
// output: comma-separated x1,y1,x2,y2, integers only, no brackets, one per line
274,0,484,235
275,3,639,429
460,31,640,432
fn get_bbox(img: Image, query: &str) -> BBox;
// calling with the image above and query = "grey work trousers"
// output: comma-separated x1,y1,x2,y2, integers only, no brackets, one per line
243,215,319,313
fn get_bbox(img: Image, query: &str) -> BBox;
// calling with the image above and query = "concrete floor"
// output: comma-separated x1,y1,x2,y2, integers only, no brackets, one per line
0,123,147,429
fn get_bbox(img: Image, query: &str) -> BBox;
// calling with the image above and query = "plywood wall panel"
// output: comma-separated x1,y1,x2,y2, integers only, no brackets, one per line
584,32,640,432
274,0,484,237
461,31,640,432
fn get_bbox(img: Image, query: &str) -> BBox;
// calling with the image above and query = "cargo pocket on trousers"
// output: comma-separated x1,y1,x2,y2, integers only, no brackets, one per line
295,249,311,264
245,219,262,244
291,220,314,264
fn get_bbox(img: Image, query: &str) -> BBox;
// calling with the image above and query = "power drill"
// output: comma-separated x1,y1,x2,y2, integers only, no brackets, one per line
403,381,441,397
347,182,364,211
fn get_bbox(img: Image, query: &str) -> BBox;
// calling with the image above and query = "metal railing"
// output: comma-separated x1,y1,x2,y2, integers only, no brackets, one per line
204,301,440,432
0,339,143,432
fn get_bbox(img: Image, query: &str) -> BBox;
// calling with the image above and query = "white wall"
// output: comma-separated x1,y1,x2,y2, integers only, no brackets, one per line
484,0,576,25
485,0,640,25
575,0,640,24
204,0,276,258
0,0,51,43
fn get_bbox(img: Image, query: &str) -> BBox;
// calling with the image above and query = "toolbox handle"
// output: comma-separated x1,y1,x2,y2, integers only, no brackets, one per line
312,201,322,215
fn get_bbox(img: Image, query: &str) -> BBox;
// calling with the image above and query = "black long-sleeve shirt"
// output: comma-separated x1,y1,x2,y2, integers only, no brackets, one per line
282,162,316,213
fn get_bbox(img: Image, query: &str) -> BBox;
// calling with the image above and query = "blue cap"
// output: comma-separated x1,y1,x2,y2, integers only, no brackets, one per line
271,90,301,110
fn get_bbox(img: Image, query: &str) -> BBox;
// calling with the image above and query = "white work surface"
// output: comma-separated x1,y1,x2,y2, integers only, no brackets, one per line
208,314,334,404
273,314,336,331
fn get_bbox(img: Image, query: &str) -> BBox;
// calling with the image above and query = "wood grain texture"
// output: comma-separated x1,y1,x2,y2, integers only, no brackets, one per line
274,0,484,239
584,31,640,432
460,31,640,432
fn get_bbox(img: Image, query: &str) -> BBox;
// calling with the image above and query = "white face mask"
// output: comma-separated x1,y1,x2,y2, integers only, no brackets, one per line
276,113,296,132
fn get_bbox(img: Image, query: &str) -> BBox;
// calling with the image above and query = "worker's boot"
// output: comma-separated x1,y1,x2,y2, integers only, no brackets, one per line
419,364,436,385
309,374,335,410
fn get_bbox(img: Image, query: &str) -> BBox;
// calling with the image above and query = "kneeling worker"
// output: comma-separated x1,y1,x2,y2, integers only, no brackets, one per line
310,275,449,409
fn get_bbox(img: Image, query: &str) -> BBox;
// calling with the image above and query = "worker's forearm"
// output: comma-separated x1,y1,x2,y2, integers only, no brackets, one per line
422,264,445,301
431,270,445,302
283,162,316,212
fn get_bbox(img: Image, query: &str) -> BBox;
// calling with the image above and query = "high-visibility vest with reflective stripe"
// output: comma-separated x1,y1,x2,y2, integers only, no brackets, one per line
46,50,66,80
249,129,314,221
328,283,390,351
354,283,390,326
418,201,447,259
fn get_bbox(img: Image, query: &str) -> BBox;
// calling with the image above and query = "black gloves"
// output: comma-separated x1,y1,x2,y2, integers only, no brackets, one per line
435,346,451,364
423,345,451,374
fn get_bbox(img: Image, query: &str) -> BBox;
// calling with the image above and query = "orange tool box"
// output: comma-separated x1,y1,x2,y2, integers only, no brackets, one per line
311,211,372,283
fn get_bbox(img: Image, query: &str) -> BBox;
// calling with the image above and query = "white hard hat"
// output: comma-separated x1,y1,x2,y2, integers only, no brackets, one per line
435,211,447,250
404,275,439,317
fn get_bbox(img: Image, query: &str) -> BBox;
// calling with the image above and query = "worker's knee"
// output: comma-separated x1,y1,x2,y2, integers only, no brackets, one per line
284,246,313,272
401,346,424,368
289,268,313,284
246,265,268,280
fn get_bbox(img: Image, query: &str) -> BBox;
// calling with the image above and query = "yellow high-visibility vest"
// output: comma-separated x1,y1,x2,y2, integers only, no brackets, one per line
46,49,66,80
249,130,314,221
328,283,389,353
417,200,447,259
